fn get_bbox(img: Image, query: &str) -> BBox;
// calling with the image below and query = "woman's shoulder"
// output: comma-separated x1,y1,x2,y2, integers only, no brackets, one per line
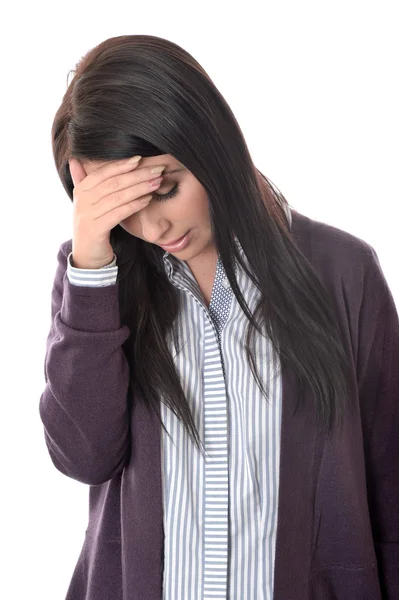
290,208,377,280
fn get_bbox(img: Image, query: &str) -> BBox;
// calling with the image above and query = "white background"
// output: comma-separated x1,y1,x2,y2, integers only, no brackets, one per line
1,1,398,598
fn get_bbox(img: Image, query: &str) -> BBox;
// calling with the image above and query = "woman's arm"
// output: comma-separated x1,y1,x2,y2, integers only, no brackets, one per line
39,240,132,485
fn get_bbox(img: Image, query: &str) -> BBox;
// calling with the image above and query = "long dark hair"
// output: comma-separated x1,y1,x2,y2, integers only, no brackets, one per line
51,34,352,457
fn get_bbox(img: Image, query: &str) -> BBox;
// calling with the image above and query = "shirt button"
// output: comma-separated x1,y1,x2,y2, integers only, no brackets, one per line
222,278,230,289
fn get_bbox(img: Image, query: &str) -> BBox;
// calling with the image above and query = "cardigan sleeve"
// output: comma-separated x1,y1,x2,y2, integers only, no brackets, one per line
357,245,399,599
39,241,132,485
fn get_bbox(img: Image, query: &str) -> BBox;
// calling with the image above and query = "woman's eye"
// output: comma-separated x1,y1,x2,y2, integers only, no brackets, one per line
153,182,180,202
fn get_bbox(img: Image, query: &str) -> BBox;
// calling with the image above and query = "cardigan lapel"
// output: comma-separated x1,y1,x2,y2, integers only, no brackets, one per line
121,392,165,599
273,357,323,599
273,210,324,599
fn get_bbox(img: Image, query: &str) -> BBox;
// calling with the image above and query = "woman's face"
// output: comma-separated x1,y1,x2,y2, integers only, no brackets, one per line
80,154,216,261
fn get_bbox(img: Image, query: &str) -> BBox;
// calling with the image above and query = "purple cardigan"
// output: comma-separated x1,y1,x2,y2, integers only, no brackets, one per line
39,209,399,599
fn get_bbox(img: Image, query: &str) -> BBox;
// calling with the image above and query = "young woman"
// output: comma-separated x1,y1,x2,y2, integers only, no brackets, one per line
40,34,399,600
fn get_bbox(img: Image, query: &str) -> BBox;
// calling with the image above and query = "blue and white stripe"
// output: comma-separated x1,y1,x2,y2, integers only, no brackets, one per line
67,204,292,599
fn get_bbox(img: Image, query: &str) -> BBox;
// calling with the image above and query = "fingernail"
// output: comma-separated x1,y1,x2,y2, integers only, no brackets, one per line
128,155,142,164
151,165,166,174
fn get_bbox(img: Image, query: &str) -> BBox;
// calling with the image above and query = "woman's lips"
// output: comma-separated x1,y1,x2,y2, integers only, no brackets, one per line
160,233,187,246
159,230,191,251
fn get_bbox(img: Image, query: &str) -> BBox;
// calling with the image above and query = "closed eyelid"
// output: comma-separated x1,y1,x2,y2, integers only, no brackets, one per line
162,167,185,175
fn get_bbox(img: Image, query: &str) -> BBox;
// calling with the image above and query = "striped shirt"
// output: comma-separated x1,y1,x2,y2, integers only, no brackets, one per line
67,204,292,600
